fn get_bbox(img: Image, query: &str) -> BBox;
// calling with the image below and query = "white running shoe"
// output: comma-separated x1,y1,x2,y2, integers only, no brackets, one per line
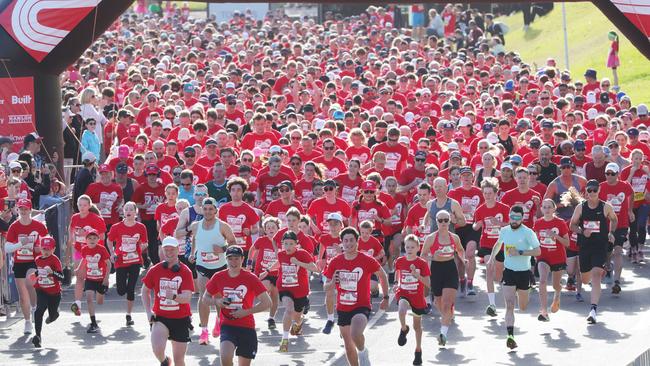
24,320,33,334
358,347,371,366
587,309,597,324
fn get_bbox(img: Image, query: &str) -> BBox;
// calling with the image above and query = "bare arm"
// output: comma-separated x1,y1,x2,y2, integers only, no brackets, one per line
569,204,583,233
451,200,466,227
221,221,238,246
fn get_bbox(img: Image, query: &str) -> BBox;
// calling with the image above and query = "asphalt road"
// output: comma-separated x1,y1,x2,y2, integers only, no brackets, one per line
1,256,649,366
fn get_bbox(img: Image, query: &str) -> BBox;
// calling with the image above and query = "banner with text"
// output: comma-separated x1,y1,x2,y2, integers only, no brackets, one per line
0,77,36,152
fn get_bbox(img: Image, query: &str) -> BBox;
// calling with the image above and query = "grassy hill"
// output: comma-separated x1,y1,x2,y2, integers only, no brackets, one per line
497,2,649,103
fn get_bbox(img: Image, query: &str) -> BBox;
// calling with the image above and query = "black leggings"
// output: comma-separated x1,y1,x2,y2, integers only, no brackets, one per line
116,264,141,301
143,219,160,264
629,206,649,250
34,290,61,337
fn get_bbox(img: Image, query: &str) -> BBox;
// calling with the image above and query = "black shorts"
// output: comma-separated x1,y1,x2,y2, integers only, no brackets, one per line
220,324,258,359
537,259,567,272
398,297,427,316
579,243,608,273
196,264,226,279
611,228,628,250
12,261,36,279
84,280,103,293
477,247,504,262
279,292,309,312
154,315,191,343
566,249,579,258
456,225,480,249
179,256,197,279
337,307,371,327
502,268,530,290
430,260,459,297
262,275,277,287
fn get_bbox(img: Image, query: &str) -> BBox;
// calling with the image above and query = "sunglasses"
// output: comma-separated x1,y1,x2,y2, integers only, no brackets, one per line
242,158,253,163
279,187,291,193
586,188,598,193
437,218,450,223
291,162,301,166
605,172,617,176
561,165,572,169
324,186,335,192
291,136,301,140
509,213,523,221
529,171,538,175
540,97,550,100
228,102,236,105
415,158,426,162
323,146,335,151
173,172,182,176
427,173,437,177
11,168,21,173
184,154,195,158
363,190,375,194
181,183,192,187
195,192,207,197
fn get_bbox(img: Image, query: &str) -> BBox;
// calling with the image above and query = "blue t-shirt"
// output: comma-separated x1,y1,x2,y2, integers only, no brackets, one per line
498,225,540,271
179,187,195,205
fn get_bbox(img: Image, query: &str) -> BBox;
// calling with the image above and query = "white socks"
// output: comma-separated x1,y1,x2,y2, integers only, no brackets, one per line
488,293,496,306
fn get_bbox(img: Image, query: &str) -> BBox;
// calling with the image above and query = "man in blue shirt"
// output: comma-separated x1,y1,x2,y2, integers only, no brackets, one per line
488,205,541,350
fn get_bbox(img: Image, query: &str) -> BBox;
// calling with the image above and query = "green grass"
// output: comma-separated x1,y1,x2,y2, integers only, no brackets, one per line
497,2,650,103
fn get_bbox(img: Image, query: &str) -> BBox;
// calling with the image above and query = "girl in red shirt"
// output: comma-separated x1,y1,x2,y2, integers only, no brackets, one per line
31,236,63,348
249,217,281,330
534,199,570,321
358,220,386,297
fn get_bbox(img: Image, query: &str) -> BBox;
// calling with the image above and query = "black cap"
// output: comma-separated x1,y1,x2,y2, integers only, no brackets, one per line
323,179,337,187
560,157,573,167
278,180,293,190
282,231,298,241
225,246,245,257
116,162,129,174
586,179,600,189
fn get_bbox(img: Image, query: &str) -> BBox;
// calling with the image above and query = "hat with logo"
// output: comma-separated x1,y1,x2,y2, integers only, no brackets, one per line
326,212,344,222
16,199,31,209
226,246,245,257
161,236,179,248
145,164,160,175
361,181,377,191
40,236,56,250
605,162,620,173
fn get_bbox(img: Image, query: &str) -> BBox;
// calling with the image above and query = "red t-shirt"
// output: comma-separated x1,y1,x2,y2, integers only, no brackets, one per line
323,252,381,312
335,173,365,204
240,132,279,158
132,182,166,221
205,269,267,329
474,202,510,249
108,221,148,268
34,254,63,295
372,143,409,173
276,249,314,297
449,186,484,226
142,262,195,319
257,172,293,205
265,199,304,228
157,155,180,173
274,228,315,255
319,234,342,263
252,236,278,277
85,182,123,225
81,244,110,282
351,200,391,234
358,236,384,259
620,165,649,208
533,217,569,265
69,213,107,253
501,188,541,228
307,197,351,235
218,202,260,251
6,220,48,263
394,256,430,309
294,178,316,208
313,156,348,180
346,146,371,165
599,181,634,228
404,203,430,244
154,203,179,229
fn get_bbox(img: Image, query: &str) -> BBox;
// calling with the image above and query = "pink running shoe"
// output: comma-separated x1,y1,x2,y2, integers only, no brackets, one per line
212,318,221,338
199,329,209,345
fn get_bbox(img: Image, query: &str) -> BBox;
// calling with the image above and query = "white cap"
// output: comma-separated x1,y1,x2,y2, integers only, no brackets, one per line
314,119,326,131
458,117,472,127
486,132,499,145
605,162,620,173
116,62,127,71
576,130,588,138
161,237,179,248
338,131,349,140
511,65,520,73
215,103,226,110
447,142,459,150
225,82,236,89
404,112,415,123
398,136,410,144
326,212,343,222
501,162,513,170
161,119,172,129
156,63,166,71
82,151,96,162
638,104,649,116
178,128,190,141
8,161,21,169
269,145,282,154
6,152,19,163
587,108,598,120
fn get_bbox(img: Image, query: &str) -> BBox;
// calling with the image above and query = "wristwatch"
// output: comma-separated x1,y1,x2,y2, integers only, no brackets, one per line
518,250,524,256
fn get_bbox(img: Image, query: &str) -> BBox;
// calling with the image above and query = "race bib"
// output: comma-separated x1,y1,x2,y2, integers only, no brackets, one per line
338,270,359,305
400,271,419,291
201,252,220,264
583,221,600,233
262,249,277,270
281,263,299,287
159,279,180,310
539,230,557,249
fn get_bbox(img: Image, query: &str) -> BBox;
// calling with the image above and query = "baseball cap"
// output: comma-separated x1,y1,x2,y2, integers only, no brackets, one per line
269,145,282,154
85,228,99,238
183,83,194,93
333,110,345,121
326,212,344,222
600,93,610,103
205,138,217,146
225,82,236,89
482,123,494,132
501,162,513,170
16,199,31,209
459,166,473,175
9,161,21,170
415,151,427,159
442,122,455,130
145,164,160,175
226,246,245,257
449,150,462,159
458,117,471,127
398,136,410,145
116,162,128,174
161,236,179,248
278,180,293,190
98,164,111,173
183,146,196,155
361,181,377,191
627,127,640,136
82,151,96,162
574,139,586,151
40,236,56,250
541,120,553,129
586,179,600,189
161,119,172,130
584,69,597,79
638,104,649,116
23,132,42,145
560,157,573,167
118,145,130,158
605,162,620,173
509,154,523,165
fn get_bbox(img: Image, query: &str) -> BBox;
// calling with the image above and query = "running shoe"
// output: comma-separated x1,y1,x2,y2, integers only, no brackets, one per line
485,304,497,317
70,303,81,316
467,283,476,296
268,318,277,330
398,325,410,346
603,271,613,284
87,323,99,334
279,339,289,352
290,322,303,336
438,333,447,347
506,335,518,349
31,335,41,348
126,315,135,326
612,281,622,294
587,309,597,324
576,292,584,302
424,303,433,315
199,328,209,345
413,351,423,365
358,347,371,366
160,356,171,366
212,318,221,337
24,321,32,335
537,313,550,322
551,297,561,313
45,312,60,324
322,320,335,334
459,280,467,297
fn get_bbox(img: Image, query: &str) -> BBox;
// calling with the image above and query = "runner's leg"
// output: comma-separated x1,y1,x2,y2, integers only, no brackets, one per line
538,261,550,314
151,321,170,362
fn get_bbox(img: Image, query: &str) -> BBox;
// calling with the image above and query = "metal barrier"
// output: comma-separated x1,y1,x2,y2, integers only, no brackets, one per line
0,197,72,316
630,348,650,366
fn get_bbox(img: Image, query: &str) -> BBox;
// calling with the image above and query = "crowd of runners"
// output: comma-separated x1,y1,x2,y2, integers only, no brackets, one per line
1,4,649,366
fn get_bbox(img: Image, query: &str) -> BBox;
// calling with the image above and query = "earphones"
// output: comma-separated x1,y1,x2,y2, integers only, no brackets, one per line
162,261,180,273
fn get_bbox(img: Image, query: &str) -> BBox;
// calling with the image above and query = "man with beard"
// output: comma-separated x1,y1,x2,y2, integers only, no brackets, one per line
537,146,559,186
487,205,541,350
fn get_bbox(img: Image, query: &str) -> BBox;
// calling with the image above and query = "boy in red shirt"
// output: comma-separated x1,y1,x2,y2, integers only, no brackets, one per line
31,236,63,348
79,229,111,333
